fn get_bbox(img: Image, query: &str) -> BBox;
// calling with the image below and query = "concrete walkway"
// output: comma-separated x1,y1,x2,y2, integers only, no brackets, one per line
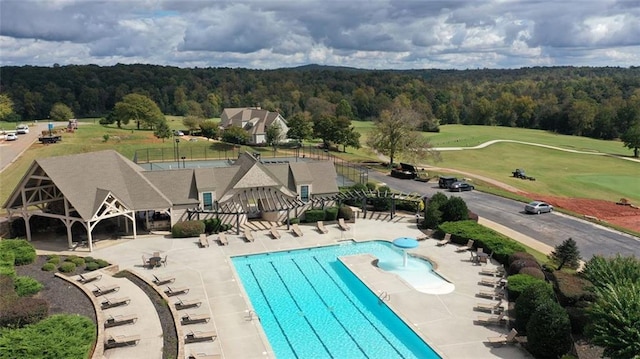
86,217,535,359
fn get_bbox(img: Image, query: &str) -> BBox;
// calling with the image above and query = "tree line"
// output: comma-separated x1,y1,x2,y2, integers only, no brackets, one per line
1,64,639,143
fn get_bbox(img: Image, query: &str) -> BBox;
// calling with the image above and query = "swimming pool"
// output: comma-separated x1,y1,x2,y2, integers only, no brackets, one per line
232,241,442,359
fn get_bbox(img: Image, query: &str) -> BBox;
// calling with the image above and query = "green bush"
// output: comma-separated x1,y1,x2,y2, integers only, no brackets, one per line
351,183,367,192
507,274,547,301
58,262,76,273
0,240,36,266
514,280,555,334
46,254,60,261
550,271,596,307
370,197,391,211
365,182,377,191
508,251,537,265
289,218,300,224
338,206,353,220
0,275,18,307
0,297,48,328
527,301,573,359
304,209,325,223
41,263,56,272
582,254,640,289
324,207,339,221
437,220,527,264
518,266,545,280
83,256,95,263
95,259,110,268
378,185,391,193
508,259,540,275
565,306,590,335
46,256,60,265
69,257,85,267
0,250,16,278
84,262,99,271
171,220,206,238
203,218,222,234
0,314,95,358
13,276,43,297
440,196,469,222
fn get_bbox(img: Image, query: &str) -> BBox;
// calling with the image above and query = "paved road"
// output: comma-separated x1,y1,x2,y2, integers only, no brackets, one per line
0,122,67,173
369,170,640,259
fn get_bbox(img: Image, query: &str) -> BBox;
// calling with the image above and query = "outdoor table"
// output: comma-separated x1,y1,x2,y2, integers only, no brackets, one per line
149,256,162,268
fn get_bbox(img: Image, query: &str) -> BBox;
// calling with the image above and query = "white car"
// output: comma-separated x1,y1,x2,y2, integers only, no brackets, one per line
525,201,553,214
16,124,29,134
6,133,17,141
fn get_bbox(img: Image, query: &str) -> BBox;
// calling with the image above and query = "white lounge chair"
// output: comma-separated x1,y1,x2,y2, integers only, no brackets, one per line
270,225,281,239
475,299,504,313
101,296,130,309
244,229,255,242
93,284,119,296
164,286,189,296
476,312,507,325
316,221,328,234
153,274,175,285
455,239,475,252
181,313,211,325
78,272,102,284
477,288,505,300
185,330,218,343
218,233,228,245
479,277,507,288
291,223,303,237
104,314,138,328
175,297,201,310
338,218,350,231
480,266,505,277
104,334,141,349
487,328,519,346
436,233,451,246
199,234,209,248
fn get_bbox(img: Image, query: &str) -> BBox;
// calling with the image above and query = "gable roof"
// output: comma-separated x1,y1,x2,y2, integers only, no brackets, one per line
220,107,285,135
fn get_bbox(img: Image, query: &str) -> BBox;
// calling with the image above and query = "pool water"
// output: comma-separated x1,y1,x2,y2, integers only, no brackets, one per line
232,241,442,359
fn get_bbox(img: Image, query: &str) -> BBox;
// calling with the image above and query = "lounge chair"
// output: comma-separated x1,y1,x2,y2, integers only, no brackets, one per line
185,330,218,343
416,229,434,241
455,239,475,252
164,286,189,296
475,299,504,313
218,233,228,246
479,277,507,288
244,229,255,242
181,313,211,325
316,221,328,234
270,225,281,239
175,297,201,310
104,334,141,349
477,288,505,300
476,312,507,325
487,328,519,346
338,218,350,231
101,296,131,309
291,223,303,237
93,284,120,296
153,274,175,285
78,272,102,284
199,234,209,248
480,266,505,277
104,314,138,328
436,233,451,246
187,352,222,359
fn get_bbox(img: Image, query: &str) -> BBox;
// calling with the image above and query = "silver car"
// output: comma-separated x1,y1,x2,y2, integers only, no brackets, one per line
525,201,553,214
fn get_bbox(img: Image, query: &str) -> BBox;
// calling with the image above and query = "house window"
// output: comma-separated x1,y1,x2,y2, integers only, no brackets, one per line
202,192,213,210
300,185,309,202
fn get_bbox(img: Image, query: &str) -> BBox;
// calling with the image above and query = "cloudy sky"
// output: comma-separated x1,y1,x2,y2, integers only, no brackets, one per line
1,0,639,70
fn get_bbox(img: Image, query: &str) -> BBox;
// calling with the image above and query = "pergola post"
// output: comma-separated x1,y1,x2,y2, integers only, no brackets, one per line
24,213,32,242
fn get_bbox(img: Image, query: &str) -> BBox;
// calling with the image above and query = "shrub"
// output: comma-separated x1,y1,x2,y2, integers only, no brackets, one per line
289,218,300,224
13,276,43,297
46,256,60,265
41,262,56,271
94,259,110,268
527,301,573,359
582,254,640,289
565,306,590,334
370,197,391,211
58,262,76,273
440,196,469,222
84,262,100,271
550,271,596,307
338,206,353,220
508,259,540,276
46,254,60,261
0,240,36,266
203,218,222,234
0,297,49,328
508,251,537,265
518,266,545,280
351,183,367,192
514,280,555,334
507,274,547,301
69,257,85,267
0,250,16,278
171,220,205,238
365,182,377,191
0,275,18,306
83,256,95,263
378,185,391,193
304,209,325,223
324,207,339,221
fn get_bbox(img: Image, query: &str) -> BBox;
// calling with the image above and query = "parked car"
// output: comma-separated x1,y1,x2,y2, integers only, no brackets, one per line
16,124,29,134
438,176,458,189
448,181,474,192
6,133,17,141
525,201,553,214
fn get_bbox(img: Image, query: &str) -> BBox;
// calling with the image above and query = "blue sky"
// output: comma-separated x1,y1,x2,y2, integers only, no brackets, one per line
1,0,639,69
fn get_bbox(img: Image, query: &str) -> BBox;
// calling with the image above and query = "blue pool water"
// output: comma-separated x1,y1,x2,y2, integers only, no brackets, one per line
232,241,442,359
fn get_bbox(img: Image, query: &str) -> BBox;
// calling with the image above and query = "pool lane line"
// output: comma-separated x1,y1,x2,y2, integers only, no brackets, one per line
267,261,334,358
246,264,299,358
311,256,406,358
290,259,370,358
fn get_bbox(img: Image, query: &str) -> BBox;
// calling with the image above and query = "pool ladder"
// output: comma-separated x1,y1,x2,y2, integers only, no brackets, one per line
378,291,391,304
245,310,260,322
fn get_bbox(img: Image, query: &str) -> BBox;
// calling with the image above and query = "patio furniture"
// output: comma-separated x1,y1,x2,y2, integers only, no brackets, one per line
476,312,507,325
270,225,281,239
142,255,150,269
149,255,162,268
101,296,131,309
480,266,505,277
455,239,475,252
479,277,507,288
436,233,451,246
478,251,493,264
161,255,168,267
218,233,228,245
93,284,119,296
78,272,102,284
153,274,175,285
199,234,209,248
185,330,218,343
175,297,201,310
244,229,255,242
416,229,434,241
475,299,504,313
104,314,138,328
187,352,222,359
477,288,505,300
181,313,211,325
104,334,141,349
165,286,189,296
487,328,519,346
291,223,304,237
316,221,328,234
338,218,350,231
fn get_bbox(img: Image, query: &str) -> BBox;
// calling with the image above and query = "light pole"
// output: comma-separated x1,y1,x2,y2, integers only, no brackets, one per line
175,138,180,167
181,156,186,168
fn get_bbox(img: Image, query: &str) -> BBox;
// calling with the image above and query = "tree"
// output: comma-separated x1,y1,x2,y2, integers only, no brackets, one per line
286,112,313,143
153,121,172,142
313,114,339,149
334,116,360,152
266,123,283,152
367,99,439,167
0,93,14,121
221,125,249,145
335,99,354,119
49,103,74,122
183,115,203,134
113,94,165,129
548,237,581,270
621,123,640,157
440,196,469,223
514,281,555,334
527,301,573,359
199,121,219,139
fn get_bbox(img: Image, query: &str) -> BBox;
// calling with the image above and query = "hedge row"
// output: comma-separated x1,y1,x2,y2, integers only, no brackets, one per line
0,275,48,329
0,240,36,266
303,206,346,223
171,220,205,238
437,220,527,264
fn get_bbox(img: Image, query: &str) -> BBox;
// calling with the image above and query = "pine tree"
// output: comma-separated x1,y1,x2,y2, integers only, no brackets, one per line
549,237,581,270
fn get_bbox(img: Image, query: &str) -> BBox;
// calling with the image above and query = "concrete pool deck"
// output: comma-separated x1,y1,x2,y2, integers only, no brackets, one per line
74,217,533,359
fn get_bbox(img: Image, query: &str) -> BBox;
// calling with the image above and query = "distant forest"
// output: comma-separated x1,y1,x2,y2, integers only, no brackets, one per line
1,64,639,140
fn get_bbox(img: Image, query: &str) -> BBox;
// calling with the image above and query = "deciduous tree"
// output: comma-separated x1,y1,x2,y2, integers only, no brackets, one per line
49,103,74,122
113,94,165,130
0,94,14,121
621,122,640,157
286,112,313,143
153,121,172,142
266,123,283,152
222,125,249,145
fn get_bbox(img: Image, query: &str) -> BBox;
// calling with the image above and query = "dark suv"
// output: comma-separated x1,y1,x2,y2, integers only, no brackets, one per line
438,176,458,189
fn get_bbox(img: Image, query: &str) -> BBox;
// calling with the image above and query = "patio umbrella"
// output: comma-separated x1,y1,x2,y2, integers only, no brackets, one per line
392,237,419,267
